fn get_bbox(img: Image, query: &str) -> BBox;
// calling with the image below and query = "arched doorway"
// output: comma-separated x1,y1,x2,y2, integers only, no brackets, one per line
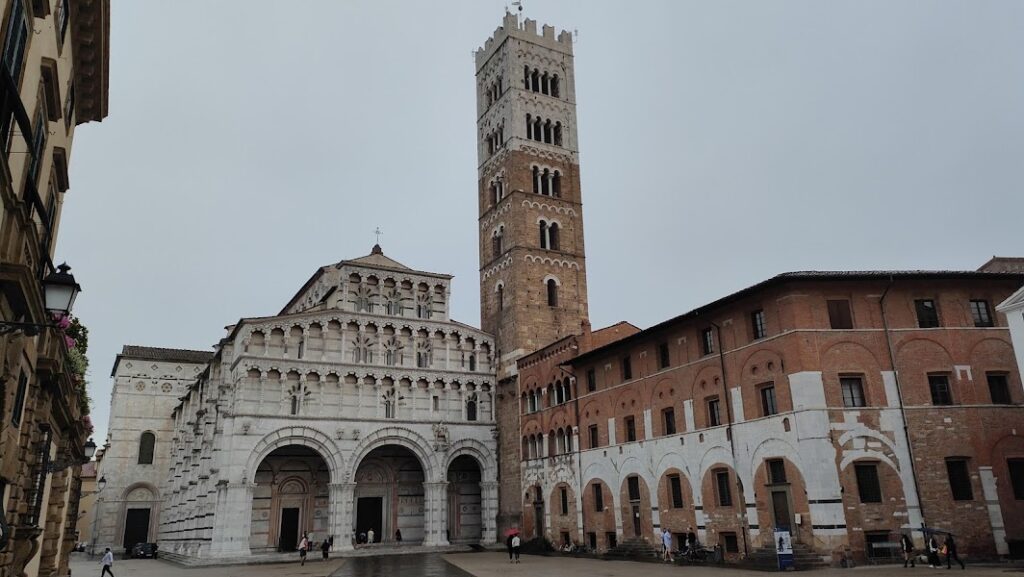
120,484,159,554
354,445,425,544
447,455,482,543
251,445,330,552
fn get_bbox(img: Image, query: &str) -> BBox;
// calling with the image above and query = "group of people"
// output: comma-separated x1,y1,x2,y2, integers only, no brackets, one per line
661,527,699,562
505,532,522,563
296,532,333,566
900,533,965,570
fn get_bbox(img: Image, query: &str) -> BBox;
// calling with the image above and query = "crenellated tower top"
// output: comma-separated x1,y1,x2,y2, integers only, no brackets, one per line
475,12,573,71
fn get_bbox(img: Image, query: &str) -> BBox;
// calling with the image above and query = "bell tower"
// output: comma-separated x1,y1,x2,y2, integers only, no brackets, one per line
476,13,590,377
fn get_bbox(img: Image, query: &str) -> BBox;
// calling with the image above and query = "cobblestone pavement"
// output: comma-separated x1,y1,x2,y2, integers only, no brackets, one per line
442,552,1023,577
69,551,1023,577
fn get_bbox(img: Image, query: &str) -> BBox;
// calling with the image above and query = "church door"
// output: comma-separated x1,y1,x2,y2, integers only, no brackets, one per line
123,508,150,551
278,508,300,551
357,497,383,543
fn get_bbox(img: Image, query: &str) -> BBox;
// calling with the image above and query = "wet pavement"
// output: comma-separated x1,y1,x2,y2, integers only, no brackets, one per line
331,553,474,577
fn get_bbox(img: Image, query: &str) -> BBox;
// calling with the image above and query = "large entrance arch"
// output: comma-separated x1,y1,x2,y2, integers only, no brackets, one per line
447,455,482,542
250,445,330,552
353,445,426,544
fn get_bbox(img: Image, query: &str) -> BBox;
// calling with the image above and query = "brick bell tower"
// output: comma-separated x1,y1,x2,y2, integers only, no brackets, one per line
475,12,590,534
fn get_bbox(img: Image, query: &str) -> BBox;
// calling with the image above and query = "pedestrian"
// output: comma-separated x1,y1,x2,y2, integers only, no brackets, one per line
395,528,402,543
944,535,964,570
367,528,375,544
299,532,308,566
328,535,334,551
927,534,941,568
321,538,329,560
900,532,915,568
686,527,697,554
512,534,521,563
100,548,114,577
506,532,515,563
662,528,673,562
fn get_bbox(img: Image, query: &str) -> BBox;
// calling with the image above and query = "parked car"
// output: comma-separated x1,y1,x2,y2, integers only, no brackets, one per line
131,542,158,559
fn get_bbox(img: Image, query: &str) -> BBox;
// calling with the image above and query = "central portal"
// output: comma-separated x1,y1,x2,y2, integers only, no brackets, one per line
354,445,425,544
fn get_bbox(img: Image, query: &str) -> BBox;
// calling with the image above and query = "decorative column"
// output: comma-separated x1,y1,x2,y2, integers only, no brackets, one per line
208,482,255,558
329,483,357,550
480,481,500,544
423,482,451,546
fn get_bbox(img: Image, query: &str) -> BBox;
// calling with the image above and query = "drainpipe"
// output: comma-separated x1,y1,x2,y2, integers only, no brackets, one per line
879,276,927,535
711,321,749,558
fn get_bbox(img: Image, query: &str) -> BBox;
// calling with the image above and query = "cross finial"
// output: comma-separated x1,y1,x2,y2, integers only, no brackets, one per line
374,227,382,244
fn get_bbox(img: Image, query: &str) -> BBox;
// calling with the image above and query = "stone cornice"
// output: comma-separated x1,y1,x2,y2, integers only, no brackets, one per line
70,0,109,124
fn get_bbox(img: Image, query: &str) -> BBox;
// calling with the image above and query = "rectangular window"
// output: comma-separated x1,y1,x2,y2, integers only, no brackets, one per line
11,371,28,426
988,373,1011,405
707,397,722,427
586,368,596,393
593,483,604,511
589,424,599,448
669,474,684,508
827,299,853,329
715,469,732,507
627,476,641,501
768,458,787,484
970,299,993,327
432,396,439,411
2,0,28,83
915,299,940,328
840,377,866,408
560,486,569,515
946,458,973,500
588,532,597,550
662,407,676,435
1008,459,1024,500
721,532,739,553
658,341,671,369
701,327,714,355
760,384,778,416
621,356,632,381
929,375,953,406
854,462,882,503
625,416,637,442
751,309,767,340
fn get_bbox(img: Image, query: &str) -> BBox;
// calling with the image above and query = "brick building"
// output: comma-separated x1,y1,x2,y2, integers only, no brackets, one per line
516,270,1024,563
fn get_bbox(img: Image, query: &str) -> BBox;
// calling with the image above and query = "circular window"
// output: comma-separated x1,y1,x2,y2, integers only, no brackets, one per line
162,383,173,393
135,382,145,391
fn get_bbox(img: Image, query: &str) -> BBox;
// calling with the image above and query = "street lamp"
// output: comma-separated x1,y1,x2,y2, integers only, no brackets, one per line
96,476,107,493
0,263,82,336
83,438,97,460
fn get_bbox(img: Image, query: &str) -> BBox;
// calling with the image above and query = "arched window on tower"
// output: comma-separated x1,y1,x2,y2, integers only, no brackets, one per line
467,393,478,421
541,169,550,195
532,166,540,193
548,222,560,251
543,120,552,144
492,228,503,259
552,171,562,197
554,122,563,146
526,114,532,140
534,117,542,142
551,75,560,98
541,72,549,95
138,432,155,465
547,279,559,307
539,221,549,249
524,65,530,89
498,284,504,311
531,68,540,92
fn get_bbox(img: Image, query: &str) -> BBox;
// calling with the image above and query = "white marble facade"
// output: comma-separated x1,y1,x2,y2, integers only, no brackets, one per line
102,247,499,561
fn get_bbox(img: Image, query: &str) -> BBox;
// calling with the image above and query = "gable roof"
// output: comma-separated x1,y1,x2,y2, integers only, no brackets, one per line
341,244,412,271
111,345,213,376
997,284,1024,312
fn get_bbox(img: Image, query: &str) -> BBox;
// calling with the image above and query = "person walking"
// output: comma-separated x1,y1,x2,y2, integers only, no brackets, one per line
367,528,375,544
512,534,521,563
662,529,674,562
395,529,402,543
685,527,697,554
944,535,965,570
506,532,515,562
927,535,941,568
100,548,114,577
299,532,308,566
321,538,330,560
900,532,915,568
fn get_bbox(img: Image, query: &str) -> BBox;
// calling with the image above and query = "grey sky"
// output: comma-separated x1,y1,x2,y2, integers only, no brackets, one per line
62,1,1024,447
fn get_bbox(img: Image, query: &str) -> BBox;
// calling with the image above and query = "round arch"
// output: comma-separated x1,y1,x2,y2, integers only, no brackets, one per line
445,438,498,483
245,426,343,484
345,426,439,483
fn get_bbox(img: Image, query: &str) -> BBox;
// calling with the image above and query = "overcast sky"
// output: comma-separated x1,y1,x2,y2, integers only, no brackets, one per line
62,1,1024,447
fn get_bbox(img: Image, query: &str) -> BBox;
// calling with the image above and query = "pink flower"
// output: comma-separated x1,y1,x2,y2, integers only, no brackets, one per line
64,335,77,349
55,314,71,330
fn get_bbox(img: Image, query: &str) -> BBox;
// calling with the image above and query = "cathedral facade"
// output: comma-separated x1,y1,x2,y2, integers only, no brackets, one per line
93,248,498,560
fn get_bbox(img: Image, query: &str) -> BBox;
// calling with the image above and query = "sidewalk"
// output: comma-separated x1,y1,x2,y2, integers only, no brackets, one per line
69,552,345,577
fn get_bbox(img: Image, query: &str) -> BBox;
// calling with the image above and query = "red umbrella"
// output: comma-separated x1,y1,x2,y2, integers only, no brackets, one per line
505,527,520,537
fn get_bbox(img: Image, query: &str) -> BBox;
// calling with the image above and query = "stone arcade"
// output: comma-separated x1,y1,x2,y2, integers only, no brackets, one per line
93,248,499,560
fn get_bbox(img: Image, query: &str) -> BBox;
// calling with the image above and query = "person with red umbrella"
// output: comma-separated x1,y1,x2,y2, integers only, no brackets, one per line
505,528,519,563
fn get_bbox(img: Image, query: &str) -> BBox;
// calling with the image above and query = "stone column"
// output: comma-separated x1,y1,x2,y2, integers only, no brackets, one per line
480,481,500,544
329,483,357,550
423,482,451,546
208,482,255,558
